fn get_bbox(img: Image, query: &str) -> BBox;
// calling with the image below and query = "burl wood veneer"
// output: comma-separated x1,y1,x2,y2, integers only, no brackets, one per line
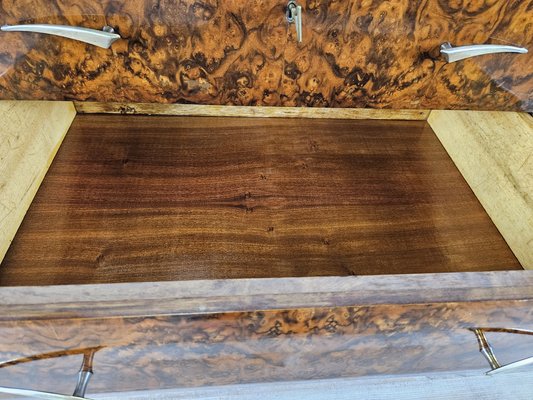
0,115,521,286
1,271,531,394
0,0,531,110
0,299,532,393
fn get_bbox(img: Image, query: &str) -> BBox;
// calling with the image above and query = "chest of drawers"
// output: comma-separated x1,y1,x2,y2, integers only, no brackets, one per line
0,1,532,398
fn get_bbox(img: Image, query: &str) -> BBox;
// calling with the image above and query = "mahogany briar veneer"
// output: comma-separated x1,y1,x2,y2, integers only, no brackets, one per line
0,294,532,393
0,0,531,110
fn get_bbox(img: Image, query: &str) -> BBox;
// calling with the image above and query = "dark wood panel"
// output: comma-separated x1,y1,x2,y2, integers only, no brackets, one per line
0,300,532,393
0,115,520,286
0,0,531,110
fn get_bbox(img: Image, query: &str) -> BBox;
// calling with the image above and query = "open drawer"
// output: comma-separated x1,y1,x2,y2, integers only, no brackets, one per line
0,103,532,397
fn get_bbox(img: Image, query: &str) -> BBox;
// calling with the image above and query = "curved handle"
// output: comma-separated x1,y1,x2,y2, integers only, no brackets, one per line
0,348,98,399
471,328,533,375
286,1,303,43
0,24,120,49
441,42,528,63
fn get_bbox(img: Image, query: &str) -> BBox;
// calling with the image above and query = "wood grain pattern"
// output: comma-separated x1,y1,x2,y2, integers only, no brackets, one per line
428,111,533,269
0,300,531,393
0,115,521,286
0,1,531,110
0,101,76,264
74,102,431,120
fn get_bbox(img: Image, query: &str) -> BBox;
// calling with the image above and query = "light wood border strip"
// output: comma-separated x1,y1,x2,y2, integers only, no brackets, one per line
74,102,430,120
428,111,533,270
0,272,531,320
0,101,76,264
94,369,533,400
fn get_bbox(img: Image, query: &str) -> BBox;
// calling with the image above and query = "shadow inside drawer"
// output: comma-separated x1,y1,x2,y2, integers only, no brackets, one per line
0,115,521,285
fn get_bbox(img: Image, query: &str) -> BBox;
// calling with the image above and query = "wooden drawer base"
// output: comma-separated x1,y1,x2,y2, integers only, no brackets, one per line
0,102,531,396
0,113,522,285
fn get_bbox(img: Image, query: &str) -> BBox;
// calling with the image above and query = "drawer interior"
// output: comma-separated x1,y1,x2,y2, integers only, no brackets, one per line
0,114,522,286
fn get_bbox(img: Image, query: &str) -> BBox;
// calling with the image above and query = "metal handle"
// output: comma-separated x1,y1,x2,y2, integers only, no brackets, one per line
286,1,302,43
0,24,120,49
0,348,98,399
441,42,528,63
72,349,96,398
471,328,533,375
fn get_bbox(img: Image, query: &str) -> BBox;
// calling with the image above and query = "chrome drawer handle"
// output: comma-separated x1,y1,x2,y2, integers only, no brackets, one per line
0,348,98,399
286,1,303,43
0,24,120,49
440,42,528,63
471,328,533,375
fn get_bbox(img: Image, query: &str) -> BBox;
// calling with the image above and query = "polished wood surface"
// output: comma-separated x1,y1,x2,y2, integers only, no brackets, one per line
0,299,532,393
429,111,533,269
0,1,531,110
1,273,531,393
0,115,521,285
0,101,76,263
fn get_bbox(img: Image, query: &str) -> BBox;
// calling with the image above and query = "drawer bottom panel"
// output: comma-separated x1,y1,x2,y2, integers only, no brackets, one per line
0,115,522,286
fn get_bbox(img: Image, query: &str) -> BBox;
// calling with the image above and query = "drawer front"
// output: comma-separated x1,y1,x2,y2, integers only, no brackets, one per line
308,1,532,110
0,0,531,110
1,281,532,395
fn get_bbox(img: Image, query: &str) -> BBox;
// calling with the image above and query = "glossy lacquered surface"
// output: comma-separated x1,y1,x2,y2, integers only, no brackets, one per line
0,299,532,393
0,115,521,286
0,0,531,110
